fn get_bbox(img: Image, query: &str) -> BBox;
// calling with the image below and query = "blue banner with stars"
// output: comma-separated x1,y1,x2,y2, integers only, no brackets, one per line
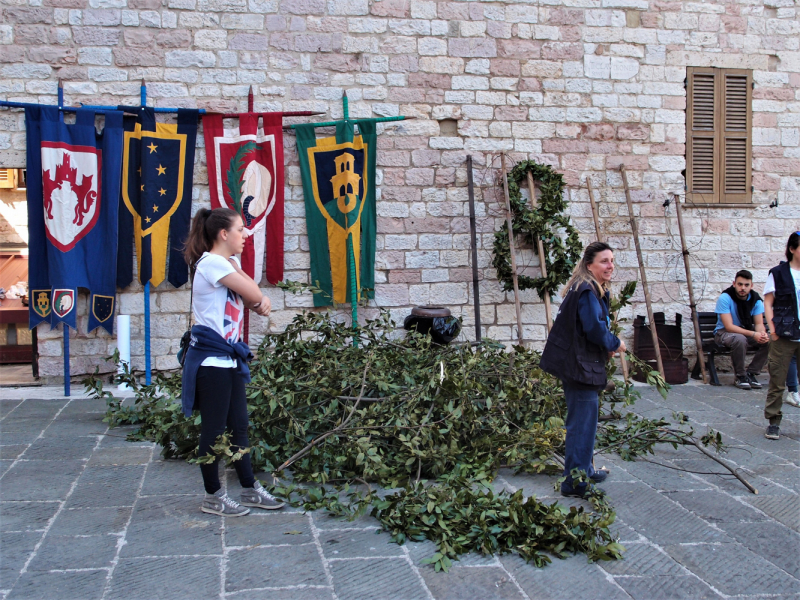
117,107,199,289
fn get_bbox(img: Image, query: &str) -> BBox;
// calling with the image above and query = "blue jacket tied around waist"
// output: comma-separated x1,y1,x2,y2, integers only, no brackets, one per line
181,325,253,417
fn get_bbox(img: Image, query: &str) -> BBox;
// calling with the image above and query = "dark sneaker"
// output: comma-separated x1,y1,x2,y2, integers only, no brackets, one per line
560,484,605,498
240,481,285,510
746,373,763,389
590,468,609,484
202,490,250,517
735,376,751,390
765,425,780,440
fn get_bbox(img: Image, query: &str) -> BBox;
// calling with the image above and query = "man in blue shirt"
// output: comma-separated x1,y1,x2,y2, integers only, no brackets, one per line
715,270,770,389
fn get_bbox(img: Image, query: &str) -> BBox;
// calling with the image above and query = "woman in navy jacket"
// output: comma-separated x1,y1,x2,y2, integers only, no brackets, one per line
540,241,626,497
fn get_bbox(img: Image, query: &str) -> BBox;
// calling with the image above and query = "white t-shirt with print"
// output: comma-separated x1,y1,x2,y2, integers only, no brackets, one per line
763,265,800,342
193,252,245,368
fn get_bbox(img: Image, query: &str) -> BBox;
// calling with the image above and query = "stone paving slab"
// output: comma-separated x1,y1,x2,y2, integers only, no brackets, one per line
106,556,220,600
1,382,799,599
664,542,799,596
716,520,800,580
613,575,724,600
419,565,526,600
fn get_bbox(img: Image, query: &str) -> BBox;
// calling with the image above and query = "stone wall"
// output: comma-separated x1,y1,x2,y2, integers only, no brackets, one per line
1,0,798,381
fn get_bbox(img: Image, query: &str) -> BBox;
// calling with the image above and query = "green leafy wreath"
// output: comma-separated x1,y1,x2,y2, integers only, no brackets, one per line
225,141,258,215
492,160,582,300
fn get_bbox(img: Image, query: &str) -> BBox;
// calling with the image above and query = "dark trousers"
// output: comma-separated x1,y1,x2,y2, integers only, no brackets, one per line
765,337,800,426
714,331,770,377
561,381,600,493
196,366,255,494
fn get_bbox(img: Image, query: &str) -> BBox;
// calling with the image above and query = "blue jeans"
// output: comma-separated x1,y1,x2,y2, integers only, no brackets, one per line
561,381,600,493
788,356,798,393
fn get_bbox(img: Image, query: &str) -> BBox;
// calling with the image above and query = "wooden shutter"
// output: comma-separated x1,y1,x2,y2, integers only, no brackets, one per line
686,67,719,203
0,168,15,189
686,67,752,204
720,69,752,203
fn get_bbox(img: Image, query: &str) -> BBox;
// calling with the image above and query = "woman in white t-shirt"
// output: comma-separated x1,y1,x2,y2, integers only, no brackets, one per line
182,207,284,516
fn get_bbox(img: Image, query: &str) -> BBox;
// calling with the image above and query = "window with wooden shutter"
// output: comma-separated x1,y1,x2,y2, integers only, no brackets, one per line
686,67,752,205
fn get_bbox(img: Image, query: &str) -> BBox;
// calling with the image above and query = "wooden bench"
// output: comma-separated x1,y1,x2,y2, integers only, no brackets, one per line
690,311,762,386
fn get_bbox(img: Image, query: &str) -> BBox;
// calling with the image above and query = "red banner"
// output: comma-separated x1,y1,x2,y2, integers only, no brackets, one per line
203,113,284,284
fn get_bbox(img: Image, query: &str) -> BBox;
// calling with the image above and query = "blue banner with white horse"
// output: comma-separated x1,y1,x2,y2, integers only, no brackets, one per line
25,105,124,334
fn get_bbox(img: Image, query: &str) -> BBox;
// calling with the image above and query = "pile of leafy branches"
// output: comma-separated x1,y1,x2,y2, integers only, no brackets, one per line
85,310,731,572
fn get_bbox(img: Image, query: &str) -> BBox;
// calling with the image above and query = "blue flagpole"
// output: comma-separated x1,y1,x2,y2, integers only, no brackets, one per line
63,324,70,396
340,92,359,349
58,78,70,395
141,79,152,385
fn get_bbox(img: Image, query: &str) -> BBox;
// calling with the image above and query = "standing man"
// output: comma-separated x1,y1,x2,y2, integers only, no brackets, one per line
714,270,770,390
763,232,800,440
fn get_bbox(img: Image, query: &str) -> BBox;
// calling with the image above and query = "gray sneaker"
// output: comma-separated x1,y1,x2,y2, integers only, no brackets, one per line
202,490,250,517
765,425,780,440
240,481,285,510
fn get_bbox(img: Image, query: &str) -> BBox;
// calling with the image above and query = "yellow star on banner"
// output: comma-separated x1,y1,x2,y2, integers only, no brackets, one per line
140,184,145,191
153,205,159,213
145,216,151,223
159,188,167,196
147,143,158,153
156,164,166,175
137,166,142,175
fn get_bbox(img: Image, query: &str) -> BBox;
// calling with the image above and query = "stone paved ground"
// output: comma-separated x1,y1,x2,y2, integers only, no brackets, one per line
1,381,798,600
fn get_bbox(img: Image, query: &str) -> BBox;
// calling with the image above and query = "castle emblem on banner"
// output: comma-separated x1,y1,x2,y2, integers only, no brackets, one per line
295,120,378,308
41,142,102,252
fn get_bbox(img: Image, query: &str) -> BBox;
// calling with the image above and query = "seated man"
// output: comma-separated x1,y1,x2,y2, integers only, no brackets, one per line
715,270,770,389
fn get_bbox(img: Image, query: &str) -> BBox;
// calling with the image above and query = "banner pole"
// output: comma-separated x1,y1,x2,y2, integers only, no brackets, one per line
63,324,70,396
240,85,255,344
141,79,152,385
341,92,358,347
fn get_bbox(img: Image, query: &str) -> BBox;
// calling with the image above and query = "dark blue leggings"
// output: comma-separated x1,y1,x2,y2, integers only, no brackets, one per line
561,381,600,493
788,356,798,393
196,366,255,494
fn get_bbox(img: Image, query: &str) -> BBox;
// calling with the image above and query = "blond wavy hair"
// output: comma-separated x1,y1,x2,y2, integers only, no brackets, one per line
561,241,614,298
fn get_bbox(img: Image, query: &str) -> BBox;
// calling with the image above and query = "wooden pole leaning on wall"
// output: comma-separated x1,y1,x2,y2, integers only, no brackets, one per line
466,155,482,342
586,178,603,242
500,154,524,344
525,172,552,337
619,165,665,378
673,194,708,384
587,177,629,382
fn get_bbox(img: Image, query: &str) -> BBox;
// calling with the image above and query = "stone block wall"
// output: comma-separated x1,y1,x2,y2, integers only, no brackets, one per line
0,0,798,381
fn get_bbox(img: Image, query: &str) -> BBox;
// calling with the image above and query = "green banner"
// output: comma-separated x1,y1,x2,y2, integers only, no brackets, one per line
295,121,376,307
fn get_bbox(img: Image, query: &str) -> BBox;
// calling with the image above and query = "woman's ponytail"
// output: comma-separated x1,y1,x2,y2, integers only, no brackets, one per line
182,207,240,268
183,208,213,268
